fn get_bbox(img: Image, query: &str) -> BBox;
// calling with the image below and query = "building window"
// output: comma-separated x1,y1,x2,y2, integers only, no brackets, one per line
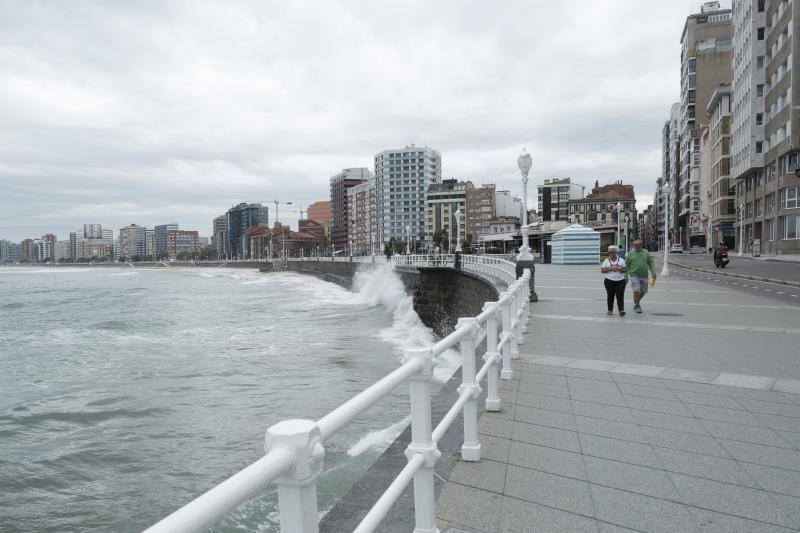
756,84,765,97
768,219,776,241
757,56,765,69
758,0,765,11
786,187,799,208
785,214,800,239
756,141,763,153
757,27,765,40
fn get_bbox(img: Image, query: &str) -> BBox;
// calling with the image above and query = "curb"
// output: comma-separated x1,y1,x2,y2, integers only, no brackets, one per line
667,260,800,288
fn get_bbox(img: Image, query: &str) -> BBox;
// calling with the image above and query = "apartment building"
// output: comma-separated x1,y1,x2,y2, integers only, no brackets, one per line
330,168,370,252
426,179,471,251
118,224,148,260
569,181,637,249
374,145,441,246
537,178,585,222
706,85,737,247
155,223,179,259
678,2,732,248
465,184,496,240
347,176,377,254
225,203,269,259
166,230,200,259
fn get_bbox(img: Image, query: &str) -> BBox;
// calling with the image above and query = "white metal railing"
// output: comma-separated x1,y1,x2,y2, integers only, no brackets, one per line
145,265,532,533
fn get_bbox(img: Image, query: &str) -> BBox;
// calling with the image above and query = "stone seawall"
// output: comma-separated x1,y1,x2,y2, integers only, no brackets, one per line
266,261,497,336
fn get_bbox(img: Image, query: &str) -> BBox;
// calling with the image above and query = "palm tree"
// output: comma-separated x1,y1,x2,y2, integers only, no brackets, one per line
432,229,449,252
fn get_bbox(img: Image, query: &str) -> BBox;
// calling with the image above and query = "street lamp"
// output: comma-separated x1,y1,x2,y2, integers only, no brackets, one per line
624,213,630,254
738,203,744,257
405,225,411,255
454,208,462,252
616,201,623,251
516,149,534,261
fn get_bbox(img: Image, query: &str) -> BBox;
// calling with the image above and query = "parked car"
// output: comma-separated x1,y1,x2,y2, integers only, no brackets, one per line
670,243,684,253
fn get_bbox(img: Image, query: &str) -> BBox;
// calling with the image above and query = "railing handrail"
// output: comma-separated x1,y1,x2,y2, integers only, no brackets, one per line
145,257,532,533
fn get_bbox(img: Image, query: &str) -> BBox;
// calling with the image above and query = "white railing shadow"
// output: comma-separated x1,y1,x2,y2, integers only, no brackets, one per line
145,259,531,533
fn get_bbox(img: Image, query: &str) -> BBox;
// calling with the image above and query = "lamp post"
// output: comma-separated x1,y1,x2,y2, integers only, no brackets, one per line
616,201,623,251
738,203,744,256
516,149,534,261
624,213,630,255
454,208,462,252
405,225,411,255
661,184,670,276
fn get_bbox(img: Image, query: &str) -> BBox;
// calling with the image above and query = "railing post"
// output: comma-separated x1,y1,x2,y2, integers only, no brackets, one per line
265,419,325,533
482,302,501,412
456,317,482,461
499,292,514,380
404,348,440,533
509,285,520,358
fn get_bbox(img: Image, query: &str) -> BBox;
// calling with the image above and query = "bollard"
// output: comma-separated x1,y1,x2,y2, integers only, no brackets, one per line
482,302,501,411
403,348,440,533
499,292,514,380
457,317,481,461
266,419,325,533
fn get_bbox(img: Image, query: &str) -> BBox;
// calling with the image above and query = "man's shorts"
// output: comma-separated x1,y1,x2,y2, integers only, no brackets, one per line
629,276,649,294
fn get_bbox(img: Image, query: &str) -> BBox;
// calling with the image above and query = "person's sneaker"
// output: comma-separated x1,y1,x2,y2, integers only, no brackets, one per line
634,305,642,314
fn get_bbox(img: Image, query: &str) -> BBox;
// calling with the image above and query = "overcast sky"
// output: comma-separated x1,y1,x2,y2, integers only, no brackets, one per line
0,0,720,241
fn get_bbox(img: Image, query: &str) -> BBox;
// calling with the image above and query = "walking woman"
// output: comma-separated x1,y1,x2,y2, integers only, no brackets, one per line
601,245,627,316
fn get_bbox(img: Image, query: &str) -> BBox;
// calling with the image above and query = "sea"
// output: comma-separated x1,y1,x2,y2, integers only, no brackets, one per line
0,264,459,533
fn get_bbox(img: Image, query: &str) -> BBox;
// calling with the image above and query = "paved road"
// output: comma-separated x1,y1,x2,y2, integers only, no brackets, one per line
436,264,800,533
666,251,800,284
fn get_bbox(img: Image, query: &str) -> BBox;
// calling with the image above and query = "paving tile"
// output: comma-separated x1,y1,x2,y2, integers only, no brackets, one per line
653,446,758,487
449,458,507,493
773,379,800,395
611,373,668,388
770,493,800,530
616,382,678,401
596,524,639,533
657,368,719,384
478,434,510,463
511,421,581,453
515,405,576,431
500,496,599,533
565,359,618,372
567,377,622,394
754,412,800,433
712,373,777,390
478,414,513,438
673,390,746,410
632,409,710,435
583,456,678,499
775,430,800,450
642,426,730,458
684,402,766,427
522,363,566,376
574,415,648,444
482,405,516,421
518,372,568,387
689,508,797,533
739,398,800,418
718,439,800,472
569,390,629,407
610,363,667,377
624,395,693,416
701,419,794,449
515,391,571,413
578,433,661,468
740,462,800,498
571,400,634,423
504,465,594,516
669,472,795,528
516,381,570,400
437,482,505,533
528,355,576,367
507,440,587,480
588,484,698,533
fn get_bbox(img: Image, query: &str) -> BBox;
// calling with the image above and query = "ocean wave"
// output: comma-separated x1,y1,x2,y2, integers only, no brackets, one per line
347,416,410,457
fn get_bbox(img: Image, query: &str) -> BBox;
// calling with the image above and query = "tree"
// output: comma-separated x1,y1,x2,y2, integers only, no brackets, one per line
432,229,449,252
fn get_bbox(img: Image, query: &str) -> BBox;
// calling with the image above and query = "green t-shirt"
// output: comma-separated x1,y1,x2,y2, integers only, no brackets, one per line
625,249,656,278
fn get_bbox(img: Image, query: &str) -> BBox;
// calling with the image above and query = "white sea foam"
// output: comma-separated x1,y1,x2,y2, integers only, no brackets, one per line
105,271,140,276
347,416,410,457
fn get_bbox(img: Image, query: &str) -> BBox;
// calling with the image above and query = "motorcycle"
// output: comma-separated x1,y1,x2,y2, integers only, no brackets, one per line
714,250,729,268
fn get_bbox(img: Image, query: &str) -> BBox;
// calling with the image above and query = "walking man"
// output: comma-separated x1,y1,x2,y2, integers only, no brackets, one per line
625,239,657,313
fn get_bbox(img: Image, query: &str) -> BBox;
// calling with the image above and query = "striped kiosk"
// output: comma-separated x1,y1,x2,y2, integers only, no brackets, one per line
551,223,600,265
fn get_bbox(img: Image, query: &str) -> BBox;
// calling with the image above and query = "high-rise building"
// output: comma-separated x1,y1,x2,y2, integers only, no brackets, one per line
118,224,148,260
330,168,370,252
678,2,732,248
225,203,269,259
537,178,585,221
212,215,227,257
54,241,71,262
166,230,199,259
84,224,103,239
495,190,523,220
706,85,736,247
465,184,496,240
374,145,442,246
155,223,179,259
347,176,377,254
0,239,10,262
426,179,471,251
21,239,33,262
306,201,332,225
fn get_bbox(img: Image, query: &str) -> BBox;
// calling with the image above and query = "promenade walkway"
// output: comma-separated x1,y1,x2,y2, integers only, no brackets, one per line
436,264,800,532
